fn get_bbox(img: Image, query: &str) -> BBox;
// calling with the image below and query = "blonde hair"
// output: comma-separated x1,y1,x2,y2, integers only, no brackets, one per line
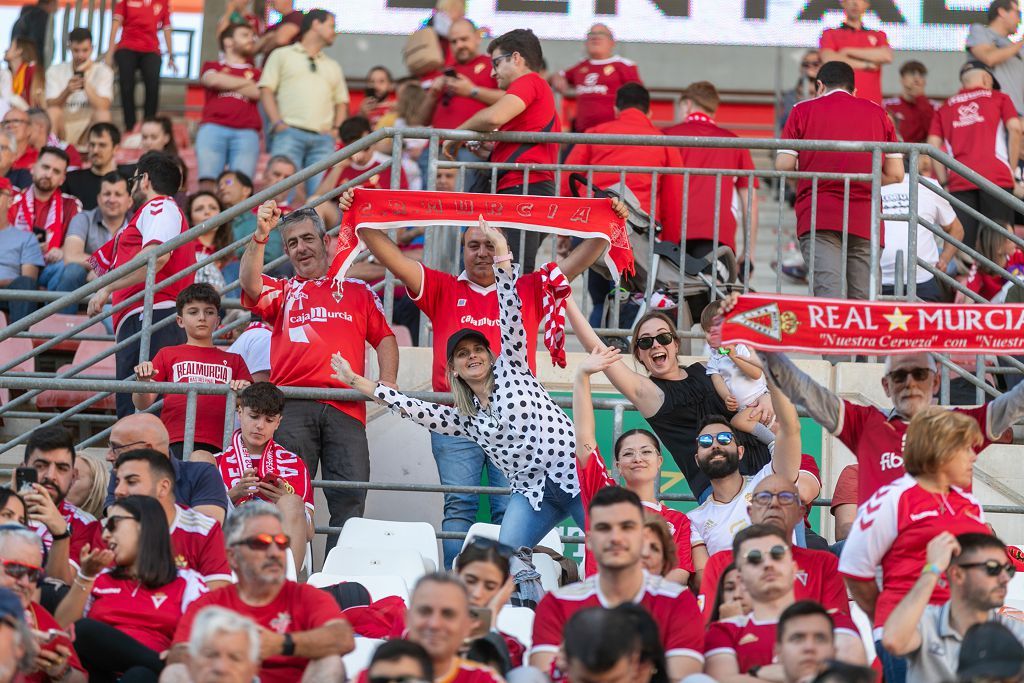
643,514,678,577
904,406,983,476
71,451,110,519
445,350,496,416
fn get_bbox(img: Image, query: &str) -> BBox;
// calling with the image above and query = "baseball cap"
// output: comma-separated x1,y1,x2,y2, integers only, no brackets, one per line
957,621,1024,679
960,59,1001,90
446,328,490,362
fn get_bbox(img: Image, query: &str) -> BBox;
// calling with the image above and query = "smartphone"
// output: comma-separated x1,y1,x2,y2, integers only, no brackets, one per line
73,71,84,78
33,628,70,644
260,471,280,485
443,67,457,79
364,86,378,100
15,467,37,493
467,606,492,638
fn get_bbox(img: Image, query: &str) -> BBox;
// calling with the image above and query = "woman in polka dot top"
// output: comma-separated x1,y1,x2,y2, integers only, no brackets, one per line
331,218,584,551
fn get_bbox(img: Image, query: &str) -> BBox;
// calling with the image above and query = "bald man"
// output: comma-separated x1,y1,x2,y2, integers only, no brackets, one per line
103,414,229,522
698,475,848,622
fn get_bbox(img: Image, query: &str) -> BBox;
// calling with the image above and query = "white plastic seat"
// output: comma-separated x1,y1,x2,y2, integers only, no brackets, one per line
848,600,876,665
307,572,410,603
338,518,440,573
496,606,535,650
533,553,561,591
323,546,427,589
341,637,383,680
461,522,565,556
1005,570,1024,610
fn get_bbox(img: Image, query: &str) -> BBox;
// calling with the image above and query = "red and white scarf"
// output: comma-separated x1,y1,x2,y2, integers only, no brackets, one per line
538,262,571,367
8,187,66,250
217,429,296,502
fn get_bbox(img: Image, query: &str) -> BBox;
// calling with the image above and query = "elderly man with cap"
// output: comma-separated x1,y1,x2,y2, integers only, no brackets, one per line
0,586,32,683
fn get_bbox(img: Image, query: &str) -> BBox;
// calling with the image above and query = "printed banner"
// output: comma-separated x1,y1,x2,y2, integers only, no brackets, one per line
719,294,1024,355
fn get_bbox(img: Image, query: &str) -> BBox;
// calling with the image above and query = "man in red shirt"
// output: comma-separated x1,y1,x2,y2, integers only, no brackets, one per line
165,502,353,683
241,202,398,548
530,487,704,681
778,61,903,303
928,60,1022,249
830,463,859,545
105,0,174,131
445,28,560,271
86,152,196,418
419,18,502,131
884,61,935,143
196,22,262,186
664,81,759,268
819,0,892,104
552,23,642,133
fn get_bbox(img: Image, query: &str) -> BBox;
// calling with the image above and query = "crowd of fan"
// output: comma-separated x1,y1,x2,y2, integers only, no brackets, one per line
4,0,1024,681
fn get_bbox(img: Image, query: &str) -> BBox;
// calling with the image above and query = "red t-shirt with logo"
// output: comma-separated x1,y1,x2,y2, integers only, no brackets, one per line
113,0,170,54
412,264,543,392
174,582,345,683
929,87,1018,192
781,90,900,241
242,275,394,424
837,400,993,504
831,463,860,513
562,56,642,132
148,345,251,446
705,611,860,672
25,603,84,683
884,95,936,144
819,24,889,104
200,61,262,131
492,72,559,190
425,55,498,130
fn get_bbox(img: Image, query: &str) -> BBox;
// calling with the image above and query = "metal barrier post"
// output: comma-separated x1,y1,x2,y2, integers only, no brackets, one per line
868,149,883,301
183,388,198,460
906,149,920,301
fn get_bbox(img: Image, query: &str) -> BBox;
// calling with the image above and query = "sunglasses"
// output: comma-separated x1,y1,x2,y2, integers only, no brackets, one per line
744,544,788,565
957,560,1017,578
232,533,290,551
887,367,932,384
102,514,135,533
491,53,514,69
750,491,800,507
466,536,514,559
635,332,674,350
1,559,43,584
697,431,735,448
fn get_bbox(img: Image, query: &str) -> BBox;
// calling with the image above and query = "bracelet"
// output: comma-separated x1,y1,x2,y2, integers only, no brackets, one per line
493,253,513,264
252,234,270,245
922,563,943,577
76,569,97,582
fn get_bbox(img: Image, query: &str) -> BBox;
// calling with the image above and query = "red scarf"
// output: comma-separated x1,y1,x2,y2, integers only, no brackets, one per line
718,293,1024,355
8,187,66,250
539,262,571,367
217,429,296,502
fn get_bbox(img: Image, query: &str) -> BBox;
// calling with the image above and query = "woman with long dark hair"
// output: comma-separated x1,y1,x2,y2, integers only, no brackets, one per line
55,495,207,683
0,489,27,527
455,537,525,669
186,191,231,289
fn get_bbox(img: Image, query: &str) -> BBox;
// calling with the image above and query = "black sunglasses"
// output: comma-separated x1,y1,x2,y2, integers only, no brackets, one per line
744,544,788,565
636,332,674,350
231,533,290,551
887,367,932,384
750,491,800,507
466,536,514,559
102,514,136,533
1,559,43,584
957,560,1017,578
697,431,735,448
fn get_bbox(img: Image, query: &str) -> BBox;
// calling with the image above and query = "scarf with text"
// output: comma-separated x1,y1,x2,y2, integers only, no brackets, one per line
717,293,1024,355
8,187,69,251
218,429,301,503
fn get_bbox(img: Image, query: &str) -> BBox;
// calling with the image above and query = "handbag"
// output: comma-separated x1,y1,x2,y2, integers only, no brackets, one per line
403,27,444,76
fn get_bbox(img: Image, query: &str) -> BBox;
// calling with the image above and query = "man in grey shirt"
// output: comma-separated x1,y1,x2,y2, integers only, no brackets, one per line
882,531,1024,683
967,0,1024,114
0,177,45,322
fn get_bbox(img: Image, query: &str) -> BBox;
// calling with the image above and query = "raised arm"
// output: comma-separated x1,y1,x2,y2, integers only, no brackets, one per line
557,198,630,281
337,189,424,296
882,532,958,657
240,201,279,302
766,368,802,483
573,346,622,462
479,219,530,369
986,366,1024,439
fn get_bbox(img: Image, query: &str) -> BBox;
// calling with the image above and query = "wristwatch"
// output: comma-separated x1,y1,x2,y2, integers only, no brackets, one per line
281,633,295,657
470,87,480,99
50,526,71,541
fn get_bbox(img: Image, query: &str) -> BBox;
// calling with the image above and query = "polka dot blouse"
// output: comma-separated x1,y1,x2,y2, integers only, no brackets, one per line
373,264,580,511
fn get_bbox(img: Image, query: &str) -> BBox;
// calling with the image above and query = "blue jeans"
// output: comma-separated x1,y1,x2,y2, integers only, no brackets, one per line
196,123,260,181
39,262,89,314
497,476,585,551
430,433,510,568
269,126,335,196
1,275,38,322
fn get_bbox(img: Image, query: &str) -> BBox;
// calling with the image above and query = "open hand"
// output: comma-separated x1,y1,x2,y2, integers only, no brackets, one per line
330,352,355,385
578,345,620,377
477,216,507,253
78,544,114,577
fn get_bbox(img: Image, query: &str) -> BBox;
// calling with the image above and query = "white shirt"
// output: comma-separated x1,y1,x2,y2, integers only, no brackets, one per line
706,343,767,407
881,177,957,285
228,325,271,375
45,60,114,115
687,462,774,556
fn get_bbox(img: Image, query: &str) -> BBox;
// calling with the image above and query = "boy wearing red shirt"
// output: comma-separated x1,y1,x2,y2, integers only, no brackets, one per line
134,283,252,459
818,0,892,104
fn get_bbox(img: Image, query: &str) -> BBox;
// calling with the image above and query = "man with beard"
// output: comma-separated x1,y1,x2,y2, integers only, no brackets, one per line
44,27,113,146
62,123,132,211
883,532,1024,683
164,502,352,683
86,152,196,418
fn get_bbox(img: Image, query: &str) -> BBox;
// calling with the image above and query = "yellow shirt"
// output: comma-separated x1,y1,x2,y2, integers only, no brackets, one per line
258,43,349,134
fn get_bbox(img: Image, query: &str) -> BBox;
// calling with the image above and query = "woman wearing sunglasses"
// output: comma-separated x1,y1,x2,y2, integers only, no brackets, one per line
332,219,585,552
54,495,207,683
573,344,708,587
454,537,524,670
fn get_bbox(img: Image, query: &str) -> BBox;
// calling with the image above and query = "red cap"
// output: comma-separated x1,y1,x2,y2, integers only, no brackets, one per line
1007,545,1024,572
0,177,11,194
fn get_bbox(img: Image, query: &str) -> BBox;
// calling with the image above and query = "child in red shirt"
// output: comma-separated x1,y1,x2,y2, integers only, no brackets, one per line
134,283,252,459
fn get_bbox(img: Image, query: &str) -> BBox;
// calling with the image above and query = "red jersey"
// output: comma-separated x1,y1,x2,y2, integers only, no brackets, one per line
200,61,262,131
148,344,251,446
884,95,936,144
12,146,37,171
663,113,759,248
819,24,889,104
109,196,196,333
86,568,207,652
561,109,684,245
356,658,503,683
25,602,83,683
412,265,543,392
492,73,559,191
425,55,498,130
8,188,81,251
531,573,704,666
333,151,409,190
705,611,860,673
242,274,394,424
836,400,995,504
698,546,848,623
30,500,98,566
562,56,641,133
831,463,859,514
930,87,1018,192
577,448,699,578
113,0,170,54
174,581,346,683
217,430,314,513
781,90,900,241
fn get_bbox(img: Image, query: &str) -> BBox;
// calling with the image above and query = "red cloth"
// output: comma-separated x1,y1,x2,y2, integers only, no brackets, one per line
705,611,860,672
491,73,560,191
87,569,208,652
342,595,406,638
8,188,81,251
25,603,83,683
425,56,497,130
561,56,642,132
662,113,759,248
241,274,394,424
148,344,251,446
356,658,503,683
930,87,1018,192
839,474,991,630
199,61,262,131
830,463,859,512
217,429,314,513
12,146,38,171
174,582,346,683
30,501,97,566
781,90,899,241
965,264,1009,301
884,95,936,143
819,24,889,104
113,0,170,54
562,109,684,244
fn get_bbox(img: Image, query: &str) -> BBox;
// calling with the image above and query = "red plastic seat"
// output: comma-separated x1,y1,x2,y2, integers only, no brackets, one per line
28,314,108,352
36,341,118,412
0,336,36,413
